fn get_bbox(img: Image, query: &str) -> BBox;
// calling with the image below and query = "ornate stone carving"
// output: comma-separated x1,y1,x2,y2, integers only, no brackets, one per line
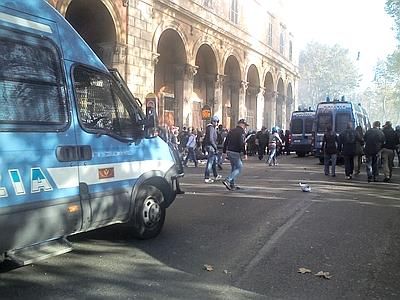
185,64,198,80
152,52,160,66
122,0,129,7
240,80,249,93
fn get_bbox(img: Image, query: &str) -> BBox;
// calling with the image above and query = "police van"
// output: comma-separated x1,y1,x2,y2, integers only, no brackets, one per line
313,99,370,163
289,110,315,157
0,0,183,265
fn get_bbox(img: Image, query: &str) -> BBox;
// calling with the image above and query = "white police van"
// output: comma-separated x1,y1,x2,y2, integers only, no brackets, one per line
0,0,183,265
313,99,370,163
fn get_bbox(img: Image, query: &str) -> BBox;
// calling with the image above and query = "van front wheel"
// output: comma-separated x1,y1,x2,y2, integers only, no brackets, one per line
131,185,166,239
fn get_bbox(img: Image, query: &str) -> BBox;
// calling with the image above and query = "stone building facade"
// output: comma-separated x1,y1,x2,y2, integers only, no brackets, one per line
48,0,299,131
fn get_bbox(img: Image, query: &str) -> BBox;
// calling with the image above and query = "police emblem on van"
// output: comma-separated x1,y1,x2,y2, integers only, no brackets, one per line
98,167,115,179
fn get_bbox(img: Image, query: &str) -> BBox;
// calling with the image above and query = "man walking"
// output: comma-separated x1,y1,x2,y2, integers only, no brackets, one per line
364,121,385,182
222,119,248,190
203,115,222,183
381,121,398,182
255,126,269,160
339,122,358,179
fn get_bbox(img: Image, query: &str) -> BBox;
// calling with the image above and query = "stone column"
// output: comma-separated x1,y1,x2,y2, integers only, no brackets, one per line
182,64,198,128
213,74,224,121
270,91,277,129
239,80,248,119
256,87,266,129
174,64,185,128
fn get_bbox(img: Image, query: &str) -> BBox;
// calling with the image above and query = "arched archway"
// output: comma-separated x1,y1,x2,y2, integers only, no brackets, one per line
193,44,218,129
65,0,116,67
276,78,285,128
246,64,260,130
264,72,274,129
223,55,241,129
154,29,187,127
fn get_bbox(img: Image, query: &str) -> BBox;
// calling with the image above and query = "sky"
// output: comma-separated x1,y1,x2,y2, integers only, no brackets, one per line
285,0,397,89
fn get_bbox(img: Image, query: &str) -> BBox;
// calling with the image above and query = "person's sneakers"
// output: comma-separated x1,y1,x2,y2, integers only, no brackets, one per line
368,177,372,183
332,174,336,177
204,178,214,183
231,185,241,190
373,177,379,182
222,179,232,190
383,177,390,183
214,174,223,181
345,176,351,180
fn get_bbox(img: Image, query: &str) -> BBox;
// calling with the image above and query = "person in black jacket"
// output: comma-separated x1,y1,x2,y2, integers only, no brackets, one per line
364,121,385,182
321,125,338,177
381,121,398,182
339,122,358,180
222,119,248,190
255,126,269,160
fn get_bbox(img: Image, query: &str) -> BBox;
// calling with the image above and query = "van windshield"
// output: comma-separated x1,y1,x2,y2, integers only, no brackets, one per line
317,113,332,132
291,119,303,134
335,113,351,133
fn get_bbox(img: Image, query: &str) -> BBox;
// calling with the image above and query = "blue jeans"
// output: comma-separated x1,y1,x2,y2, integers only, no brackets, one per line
267,146,277,165
366,154,379,179
204,146,218,179
183,147,197,167
324,153,337,175
226,151,243,186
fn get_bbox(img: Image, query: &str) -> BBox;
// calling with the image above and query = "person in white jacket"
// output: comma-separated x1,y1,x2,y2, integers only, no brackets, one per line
267,127,282,166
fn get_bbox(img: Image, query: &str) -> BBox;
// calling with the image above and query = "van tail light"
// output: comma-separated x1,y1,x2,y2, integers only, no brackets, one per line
311,132,315,147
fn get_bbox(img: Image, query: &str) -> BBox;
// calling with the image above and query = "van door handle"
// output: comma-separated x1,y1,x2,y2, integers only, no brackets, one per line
56,145,92,162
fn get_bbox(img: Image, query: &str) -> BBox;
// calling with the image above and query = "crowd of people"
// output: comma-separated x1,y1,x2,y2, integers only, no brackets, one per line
157,119,294,190
321,120,400,182
158,119,400,188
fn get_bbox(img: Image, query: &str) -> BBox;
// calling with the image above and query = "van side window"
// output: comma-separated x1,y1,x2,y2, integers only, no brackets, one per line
0,32,67,129
74,66,143,139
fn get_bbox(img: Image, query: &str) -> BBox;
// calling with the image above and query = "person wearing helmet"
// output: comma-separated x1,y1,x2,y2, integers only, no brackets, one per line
267,126,283,166
203,115,222,183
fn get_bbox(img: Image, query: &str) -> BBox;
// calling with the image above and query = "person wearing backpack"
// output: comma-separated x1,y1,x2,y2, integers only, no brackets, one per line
339,122,358,179
321,125,339,177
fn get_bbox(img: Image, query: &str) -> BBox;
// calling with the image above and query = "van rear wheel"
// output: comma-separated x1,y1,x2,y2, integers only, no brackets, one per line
131,185,166,239
296,152,306,157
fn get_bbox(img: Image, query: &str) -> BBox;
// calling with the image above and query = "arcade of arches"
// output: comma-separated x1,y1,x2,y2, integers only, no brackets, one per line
50,0,298,131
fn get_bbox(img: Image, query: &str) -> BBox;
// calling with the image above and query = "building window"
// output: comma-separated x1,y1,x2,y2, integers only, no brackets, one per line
268,22,273,46
279,32,285,55
230,0,238,24
203,0,213,8
289,41,293,61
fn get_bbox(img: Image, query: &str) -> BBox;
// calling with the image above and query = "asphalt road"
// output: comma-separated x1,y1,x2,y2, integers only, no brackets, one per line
1,154,400,299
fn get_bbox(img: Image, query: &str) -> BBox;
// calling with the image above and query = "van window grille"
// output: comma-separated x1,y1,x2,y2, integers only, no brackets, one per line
0,36,66,126
74,66,143,138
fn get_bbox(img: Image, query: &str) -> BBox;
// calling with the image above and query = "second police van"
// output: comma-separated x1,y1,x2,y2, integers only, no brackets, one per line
0,0,183,265
313,98,370,163
289,110,315,157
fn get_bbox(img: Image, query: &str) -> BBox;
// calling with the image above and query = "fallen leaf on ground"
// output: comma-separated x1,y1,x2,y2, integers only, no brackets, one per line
314,271,332,279
298,268,312,274
203,264,214,271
